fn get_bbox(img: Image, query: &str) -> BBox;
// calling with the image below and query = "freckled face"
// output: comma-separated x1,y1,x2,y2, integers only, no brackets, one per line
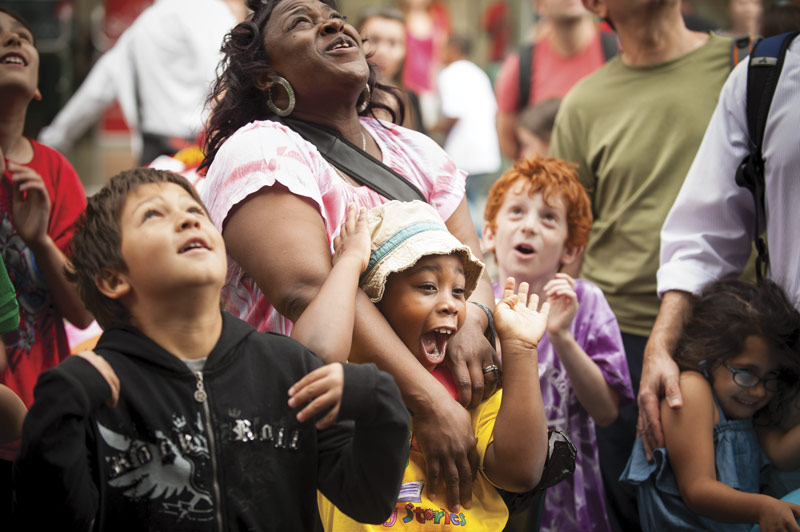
484,180,573,286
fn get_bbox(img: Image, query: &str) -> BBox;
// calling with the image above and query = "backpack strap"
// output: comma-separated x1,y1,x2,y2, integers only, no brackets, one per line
730,34,758,70
599,31,619,61
516,32,618,112
516,42,535,112
734,31,799,281
277,117,427,203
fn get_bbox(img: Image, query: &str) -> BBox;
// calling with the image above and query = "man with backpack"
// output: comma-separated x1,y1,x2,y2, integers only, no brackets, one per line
640,29,800,497
493,0,616,160
549,1,740,530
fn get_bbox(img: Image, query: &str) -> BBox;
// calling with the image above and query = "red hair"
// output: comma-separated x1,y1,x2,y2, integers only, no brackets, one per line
484,156,592,248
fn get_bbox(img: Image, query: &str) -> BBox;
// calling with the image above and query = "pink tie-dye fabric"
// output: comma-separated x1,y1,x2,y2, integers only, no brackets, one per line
202,117,466,335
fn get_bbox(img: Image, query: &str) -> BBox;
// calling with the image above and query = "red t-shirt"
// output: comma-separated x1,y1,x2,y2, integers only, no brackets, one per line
0,139,86,458
495,31,606,113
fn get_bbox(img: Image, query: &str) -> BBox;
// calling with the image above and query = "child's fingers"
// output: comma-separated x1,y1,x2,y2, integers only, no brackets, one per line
553,272,576,287
517,282,529,307
355,206,368,231
314,401,342,430
539,301,551,319
502,277,515,300
296,389,339,424
288,365,328,400
526,291,539,311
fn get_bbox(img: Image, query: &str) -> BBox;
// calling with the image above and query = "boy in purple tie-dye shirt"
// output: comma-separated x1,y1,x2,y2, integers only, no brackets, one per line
482,157,633,532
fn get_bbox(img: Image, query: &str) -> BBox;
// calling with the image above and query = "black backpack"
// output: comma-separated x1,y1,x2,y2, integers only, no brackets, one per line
734,31,799,281
514,31,618,111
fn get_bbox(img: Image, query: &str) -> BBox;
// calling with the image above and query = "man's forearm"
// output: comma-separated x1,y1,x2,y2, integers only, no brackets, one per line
646,290,693,361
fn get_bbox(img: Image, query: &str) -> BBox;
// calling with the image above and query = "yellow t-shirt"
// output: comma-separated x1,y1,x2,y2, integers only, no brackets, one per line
318,390,508,531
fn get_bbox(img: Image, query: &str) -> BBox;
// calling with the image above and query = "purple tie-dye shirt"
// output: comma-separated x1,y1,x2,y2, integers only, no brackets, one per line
495,279,633,532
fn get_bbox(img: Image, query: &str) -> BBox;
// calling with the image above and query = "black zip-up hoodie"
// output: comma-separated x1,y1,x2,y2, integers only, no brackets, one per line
13,312,410,531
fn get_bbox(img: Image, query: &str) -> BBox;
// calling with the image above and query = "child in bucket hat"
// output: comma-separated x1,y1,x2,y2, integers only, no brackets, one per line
313,200,550,531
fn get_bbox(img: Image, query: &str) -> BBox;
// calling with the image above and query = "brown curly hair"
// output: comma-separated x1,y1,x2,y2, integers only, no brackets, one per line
675,280,800,422
483,156,592,249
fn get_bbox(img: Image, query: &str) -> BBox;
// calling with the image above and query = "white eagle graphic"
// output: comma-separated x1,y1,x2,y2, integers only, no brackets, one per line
97,422,213,513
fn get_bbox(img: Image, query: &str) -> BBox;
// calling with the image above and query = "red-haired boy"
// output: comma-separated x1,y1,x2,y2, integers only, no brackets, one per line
482,156,633,532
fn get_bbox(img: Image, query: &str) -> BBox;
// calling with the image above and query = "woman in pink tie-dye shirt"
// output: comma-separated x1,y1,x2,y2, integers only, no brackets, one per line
199,0,501,514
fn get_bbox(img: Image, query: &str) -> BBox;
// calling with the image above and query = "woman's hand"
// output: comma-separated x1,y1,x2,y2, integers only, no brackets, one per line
333,203,370,272
444,311,500,409
412,395,478,513
494,277,550,349
758,498,800,532
544,273,578,338
8,162,51,247
288,363,344,430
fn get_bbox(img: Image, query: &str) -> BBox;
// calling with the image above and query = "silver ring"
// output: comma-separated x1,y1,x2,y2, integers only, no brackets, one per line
482,364,499,375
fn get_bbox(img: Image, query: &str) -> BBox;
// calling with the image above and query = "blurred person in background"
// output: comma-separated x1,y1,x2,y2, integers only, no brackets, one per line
38,0,246,166
494,0,616,161
398,0,450,129
431,35,501,235
357,7,424,131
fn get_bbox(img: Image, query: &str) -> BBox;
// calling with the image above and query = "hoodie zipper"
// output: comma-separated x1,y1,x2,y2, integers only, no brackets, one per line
195,371,224,532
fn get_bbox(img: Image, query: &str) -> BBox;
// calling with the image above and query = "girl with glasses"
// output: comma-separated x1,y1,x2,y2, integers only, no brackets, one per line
621,279,800,532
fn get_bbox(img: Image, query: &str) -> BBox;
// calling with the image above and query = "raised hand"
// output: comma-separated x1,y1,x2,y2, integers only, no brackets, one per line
288,363,344,430
494,277,550,349
543,272,578,338
7,162,51,247
332,203,370,272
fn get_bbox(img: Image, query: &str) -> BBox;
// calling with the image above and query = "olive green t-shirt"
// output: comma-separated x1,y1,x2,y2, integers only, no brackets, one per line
550,33,732,337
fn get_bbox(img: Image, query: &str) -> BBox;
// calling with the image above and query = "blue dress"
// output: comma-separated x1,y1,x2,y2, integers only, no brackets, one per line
620,393,766,531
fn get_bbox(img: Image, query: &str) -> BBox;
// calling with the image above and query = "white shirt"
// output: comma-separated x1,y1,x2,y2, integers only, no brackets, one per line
437,59,501,175
39,0,236,152
658,37,800,308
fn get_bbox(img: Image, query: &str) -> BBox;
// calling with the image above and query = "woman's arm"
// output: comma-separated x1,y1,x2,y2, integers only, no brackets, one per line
483,279,548,491
290,204,370,363
223,188,478,513
545,274,620,427
666,372,800,530
444,198,501,409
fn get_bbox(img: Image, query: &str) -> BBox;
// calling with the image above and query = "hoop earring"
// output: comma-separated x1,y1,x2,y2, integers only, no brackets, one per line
356,84,371,113
266,75,295,117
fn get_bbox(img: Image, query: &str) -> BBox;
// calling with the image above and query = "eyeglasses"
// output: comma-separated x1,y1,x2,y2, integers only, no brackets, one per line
723,363,781,392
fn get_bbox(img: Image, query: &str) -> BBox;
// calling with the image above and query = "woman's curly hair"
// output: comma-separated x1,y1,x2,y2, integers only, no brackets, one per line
200,0,404,172
674,279,800,423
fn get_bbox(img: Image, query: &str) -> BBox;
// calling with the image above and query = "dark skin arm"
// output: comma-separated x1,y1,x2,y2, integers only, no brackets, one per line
444,199,500,409
223,188,483,512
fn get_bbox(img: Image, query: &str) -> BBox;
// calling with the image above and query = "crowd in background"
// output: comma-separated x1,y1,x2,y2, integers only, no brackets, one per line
2,0,800,530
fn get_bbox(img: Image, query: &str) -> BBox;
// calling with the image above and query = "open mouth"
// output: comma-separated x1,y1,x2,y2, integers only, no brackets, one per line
420,328,453,366
1,54,27,66
179,239,209,253
326,37,356,52
515,243,535,255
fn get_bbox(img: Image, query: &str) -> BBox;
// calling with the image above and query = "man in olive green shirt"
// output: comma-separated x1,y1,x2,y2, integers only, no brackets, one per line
549,1,733,530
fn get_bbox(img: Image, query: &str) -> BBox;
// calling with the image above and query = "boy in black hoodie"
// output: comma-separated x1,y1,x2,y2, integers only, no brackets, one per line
12,168,410,531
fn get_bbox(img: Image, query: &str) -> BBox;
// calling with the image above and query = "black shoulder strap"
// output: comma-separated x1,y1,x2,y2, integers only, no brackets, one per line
599,32,619,61
517,43,535,112
277,117,426,203
734,31,799,281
